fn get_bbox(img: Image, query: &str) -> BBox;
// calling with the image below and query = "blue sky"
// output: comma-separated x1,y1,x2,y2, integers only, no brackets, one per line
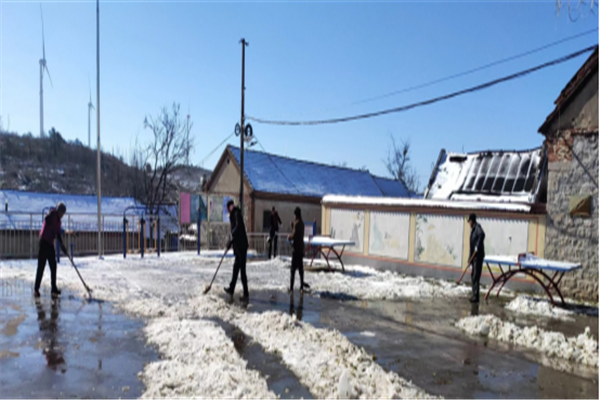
1,1,598,190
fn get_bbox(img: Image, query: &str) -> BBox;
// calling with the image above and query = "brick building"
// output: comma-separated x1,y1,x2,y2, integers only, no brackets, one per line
538,47,599,301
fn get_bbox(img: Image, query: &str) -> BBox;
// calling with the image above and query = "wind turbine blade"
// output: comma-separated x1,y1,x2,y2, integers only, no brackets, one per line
45,65,53,88
40,4,46,60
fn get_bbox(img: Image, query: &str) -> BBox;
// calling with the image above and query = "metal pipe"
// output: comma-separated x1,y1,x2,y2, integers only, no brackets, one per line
96,0,102,259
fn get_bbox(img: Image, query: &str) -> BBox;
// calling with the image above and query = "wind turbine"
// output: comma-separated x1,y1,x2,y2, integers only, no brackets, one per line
39,5,53,138
88,78,95,148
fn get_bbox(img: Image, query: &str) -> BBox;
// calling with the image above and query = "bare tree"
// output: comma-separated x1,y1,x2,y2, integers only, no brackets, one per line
556,0,597,21
130,103,193,214
383,135,421,195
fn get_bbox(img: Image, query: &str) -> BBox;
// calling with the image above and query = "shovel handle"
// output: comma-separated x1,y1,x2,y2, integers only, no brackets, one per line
457,251,477,284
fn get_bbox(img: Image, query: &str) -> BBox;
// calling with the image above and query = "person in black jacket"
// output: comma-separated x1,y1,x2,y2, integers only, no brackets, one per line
224,199,249,300
288,207,305,294
468,213,486,303
268,207,282,259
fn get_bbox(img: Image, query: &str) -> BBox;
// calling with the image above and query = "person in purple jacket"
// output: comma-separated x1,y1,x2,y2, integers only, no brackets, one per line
34,202,68,298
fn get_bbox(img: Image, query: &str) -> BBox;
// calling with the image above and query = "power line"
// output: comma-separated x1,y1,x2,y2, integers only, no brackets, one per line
279,28,598,118
348,28,599,107
200,131,235,166
247,45,597,126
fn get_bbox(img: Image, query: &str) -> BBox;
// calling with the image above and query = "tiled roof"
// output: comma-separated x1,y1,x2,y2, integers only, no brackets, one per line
227,146,409,198
371,175,410,197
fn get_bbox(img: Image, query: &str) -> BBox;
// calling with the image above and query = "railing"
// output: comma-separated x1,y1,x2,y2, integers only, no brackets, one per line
1,211,300,261
247,232,293,258
0,212,180,260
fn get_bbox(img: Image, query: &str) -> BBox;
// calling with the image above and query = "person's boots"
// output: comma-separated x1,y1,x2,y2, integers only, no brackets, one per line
51,288,61,298
224,286,234,296
33,289,41,298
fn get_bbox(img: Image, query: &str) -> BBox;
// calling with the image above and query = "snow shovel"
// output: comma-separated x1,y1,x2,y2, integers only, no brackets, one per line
66,254,94,299
203,245,231,295
456,251,477,285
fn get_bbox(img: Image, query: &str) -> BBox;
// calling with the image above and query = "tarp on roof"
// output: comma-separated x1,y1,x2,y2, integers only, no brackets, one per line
371,176,410,197
228,146,403,198
424,147,546,204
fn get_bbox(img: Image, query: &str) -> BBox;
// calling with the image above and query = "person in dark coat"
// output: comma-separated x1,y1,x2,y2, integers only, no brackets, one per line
288,207,305,294
34,202,68,298
268,207,282,259
224,199,249,300
468,213,486,303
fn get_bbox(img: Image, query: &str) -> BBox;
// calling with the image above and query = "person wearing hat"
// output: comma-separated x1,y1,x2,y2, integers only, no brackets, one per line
288,207,305,294
468,213,486,303
224,199,249,300
34,202,68,298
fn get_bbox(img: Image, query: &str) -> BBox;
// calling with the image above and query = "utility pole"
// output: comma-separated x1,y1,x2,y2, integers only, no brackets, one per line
96,0,102,258
186,113,190,165
239,38,248,213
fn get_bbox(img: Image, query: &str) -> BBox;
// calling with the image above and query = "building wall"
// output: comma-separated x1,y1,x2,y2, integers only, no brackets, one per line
254,198,321,233
541,66,599,302
208,155,253,229
544,134,599,301
323,204,547,295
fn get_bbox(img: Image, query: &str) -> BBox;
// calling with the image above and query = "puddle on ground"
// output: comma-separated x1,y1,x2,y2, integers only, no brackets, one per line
210,317,314,399
247,288,599,399
0,279,157,399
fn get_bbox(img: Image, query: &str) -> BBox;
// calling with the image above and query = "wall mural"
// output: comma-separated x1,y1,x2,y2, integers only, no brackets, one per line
369,211,410,260
415,214,463,268
330,209,365,254
478,217,529,256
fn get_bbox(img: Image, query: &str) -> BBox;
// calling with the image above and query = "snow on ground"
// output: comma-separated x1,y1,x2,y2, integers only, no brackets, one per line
187,295,435,399
1,253,438,398
280,257,472,300
505,296,575,320
141,318,275,398
456,315,598,368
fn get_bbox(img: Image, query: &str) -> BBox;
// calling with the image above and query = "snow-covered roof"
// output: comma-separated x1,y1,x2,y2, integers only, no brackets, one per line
322,195,533,213
424,147,546,204
371,176,410,197
227,146,409,198
0,190,178,232
1,190,140,215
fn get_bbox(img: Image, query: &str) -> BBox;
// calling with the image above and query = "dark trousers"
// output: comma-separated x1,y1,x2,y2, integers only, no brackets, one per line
290,252,304,291
268,230,278,259
229,250,249,296
35,240,58,292
471,255,484,301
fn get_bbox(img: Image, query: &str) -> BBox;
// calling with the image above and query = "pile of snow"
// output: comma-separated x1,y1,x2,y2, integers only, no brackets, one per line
270,257,472,300
505,296,575,320
141,318,275,398
456,315,598,368
187,295,436,399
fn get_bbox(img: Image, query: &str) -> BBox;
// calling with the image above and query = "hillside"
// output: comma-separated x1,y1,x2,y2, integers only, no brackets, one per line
0,131,210,198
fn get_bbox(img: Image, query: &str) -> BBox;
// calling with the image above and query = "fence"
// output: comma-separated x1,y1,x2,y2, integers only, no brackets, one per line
1,211,302,260
0,212,179,260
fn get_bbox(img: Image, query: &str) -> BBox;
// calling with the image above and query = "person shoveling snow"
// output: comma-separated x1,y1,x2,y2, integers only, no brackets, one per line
223,199,250,301
34,202,68,298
